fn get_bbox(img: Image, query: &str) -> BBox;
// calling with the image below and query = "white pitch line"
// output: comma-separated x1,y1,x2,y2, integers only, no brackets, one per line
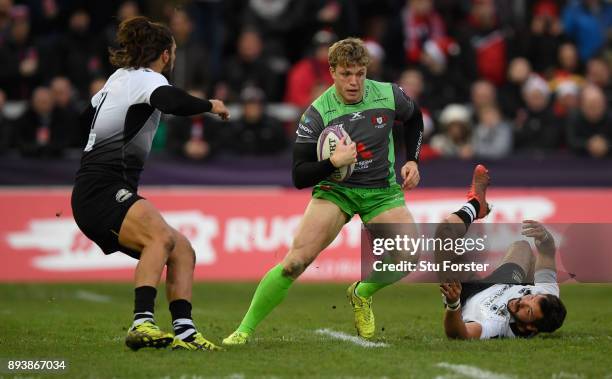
74,290,111,303
436,362,515,379
315,328,389,348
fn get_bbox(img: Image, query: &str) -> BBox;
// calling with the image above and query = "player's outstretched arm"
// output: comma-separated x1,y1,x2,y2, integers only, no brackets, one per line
292,137,356,189
440,281,482,339
150,85,230,120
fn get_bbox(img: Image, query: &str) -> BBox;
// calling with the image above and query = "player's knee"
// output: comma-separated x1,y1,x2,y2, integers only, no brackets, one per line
187,242,196,266
154,228,176,254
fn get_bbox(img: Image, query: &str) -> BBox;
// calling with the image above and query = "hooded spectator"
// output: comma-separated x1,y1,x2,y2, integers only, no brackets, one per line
431,103,473,159
230,86,288,155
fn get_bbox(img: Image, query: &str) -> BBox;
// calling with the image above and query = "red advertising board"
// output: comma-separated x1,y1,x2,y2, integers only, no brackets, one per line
2,187,612,282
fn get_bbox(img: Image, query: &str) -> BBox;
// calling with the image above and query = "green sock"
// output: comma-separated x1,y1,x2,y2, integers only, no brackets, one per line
355,281,389,298
356,253,408,298
237,264,294,334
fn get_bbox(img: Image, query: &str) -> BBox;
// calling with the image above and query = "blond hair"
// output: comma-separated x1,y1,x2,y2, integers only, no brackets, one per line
328,38,371,69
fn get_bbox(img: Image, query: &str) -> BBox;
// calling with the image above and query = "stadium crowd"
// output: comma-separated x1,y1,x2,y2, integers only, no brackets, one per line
0,0,611,161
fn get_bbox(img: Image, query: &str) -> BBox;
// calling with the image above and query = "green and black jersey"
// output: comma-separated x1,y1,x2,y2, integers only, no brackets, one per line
294,79,423,189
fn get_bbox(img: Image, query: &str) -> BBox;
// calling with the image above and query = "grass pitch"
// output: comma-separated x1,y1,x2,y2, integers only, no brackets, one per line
1,283,611,379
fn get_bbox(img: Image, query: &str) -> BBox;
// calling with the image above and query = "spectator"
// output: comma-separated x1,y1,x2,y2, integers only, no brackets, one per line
514,75,561,153
398,68,424,104
499,57,532,119
0,0,12,41
57,9,105,99
586,57,612,107
562,0,612,62
88,77,106,99
384,0,447,70
469,79,497,117
398,68,434,136
284,30,335,109
27,0,62,37
0,5,42,100
457,0,509,86
166,89,224,161
101,1,140,74
50,76,81,147
472,105,512,159
364,39,386,81
311,0,360,40
431,103,473,159
566,85,612,158
419,36,465,113
526,0,563,74
241,0,308,62
169,9,210,93
396,68,436,158
550,42,584,86
217,28,282,102
16,86,71,157
230,86,287,155
552,80,581,118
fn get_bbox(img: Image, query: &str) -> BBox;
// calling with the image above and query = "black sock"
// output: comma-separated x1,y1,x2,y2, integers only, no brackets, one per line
133,286,157,327
170,299,197,342
453,199,481,228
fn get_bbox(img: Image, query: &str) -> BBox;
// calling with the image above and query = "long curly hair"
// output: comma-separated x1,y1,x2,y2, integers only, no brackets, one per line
109,16,173,69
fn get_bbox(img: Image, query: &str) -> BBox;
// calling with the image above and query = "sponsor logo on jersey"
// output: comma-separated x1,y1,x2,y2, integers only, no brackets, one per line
298,123,313,134
350,112,365,122
371,114,388,128
115,189,133,203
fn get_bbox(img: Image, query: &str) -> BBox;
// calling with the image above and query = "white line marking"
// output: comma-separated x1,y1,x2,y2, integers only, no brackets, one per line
436,362,515,379
74,290,111,303
552,373,585,379
315,328,389,348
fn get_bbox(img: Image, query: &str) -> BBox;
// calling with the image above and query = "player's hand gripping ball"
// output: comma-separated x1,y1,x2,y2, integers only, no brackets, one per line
317,125,356,182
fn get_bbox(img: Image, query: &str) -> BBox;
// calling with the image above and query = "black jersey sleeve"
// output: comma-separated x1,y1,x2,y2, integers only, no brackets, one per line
150,85,213,116
295,105,326,144
292,142,336,189
392,84,423,162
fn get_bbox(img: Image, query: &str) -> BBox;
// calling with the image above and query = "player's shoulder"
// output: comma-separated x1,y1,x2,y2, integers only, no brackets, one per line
363,79,396,109
311,85,335,112
128,67,168,83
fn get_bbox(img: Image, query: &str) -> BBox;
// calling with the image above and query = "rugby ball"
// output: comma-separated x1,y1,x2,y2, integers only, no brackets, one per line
317,125,355,182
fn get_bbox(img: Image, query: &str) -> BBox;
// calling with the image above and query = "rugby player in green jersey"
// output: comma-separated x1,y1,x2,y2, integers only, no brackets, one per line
223,38,425,345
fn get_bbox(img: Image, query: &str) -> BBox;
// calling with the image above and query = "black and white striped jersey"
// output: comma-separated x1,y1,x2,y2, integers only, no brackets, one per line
76,67,169,187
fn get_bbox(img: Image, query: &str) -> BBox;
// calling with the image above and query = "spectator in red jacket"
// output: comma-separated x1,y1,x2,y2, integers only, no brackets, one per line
284,29,335,109
458,0,509,86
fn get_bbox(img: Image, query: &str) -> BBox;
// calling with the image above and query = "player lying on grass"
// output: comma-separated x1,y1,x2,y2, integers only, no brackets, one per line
71,17,229,351
223,37,424,345
438,165,566,339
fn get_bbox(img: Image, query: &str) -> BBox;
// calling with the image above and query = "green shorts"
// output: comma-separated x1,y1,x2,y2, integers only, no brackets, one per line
312,180,406,223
